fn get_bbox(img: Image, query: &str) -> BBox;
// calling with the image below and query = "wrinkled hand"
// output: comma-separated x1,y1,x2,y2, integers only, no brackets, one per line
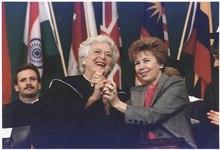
85,70,107,110
101,80,113,115
91,69,106,100
102,80,118,106
207,110,219,126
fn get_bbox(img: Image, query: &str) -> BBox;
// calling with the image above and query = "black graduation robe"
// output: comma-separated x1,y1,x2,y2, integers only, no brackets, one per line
32,75,130,148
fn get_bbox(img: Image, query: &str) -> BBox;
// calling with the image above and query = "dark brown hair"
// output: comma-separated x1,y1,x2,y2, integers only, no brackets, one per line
128,37,168,65
14,63,41,85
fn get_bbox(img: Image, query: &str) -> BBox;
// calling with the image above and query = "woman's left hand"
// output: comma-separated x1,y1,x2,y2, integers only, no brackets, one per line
102,81,127,113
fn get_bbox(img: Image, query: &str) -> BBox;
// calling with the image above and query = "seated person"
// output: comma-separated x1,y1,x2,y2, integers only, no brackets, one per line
31,35,129,148
2,63,41,148
193,32,219,148
102,37,197,148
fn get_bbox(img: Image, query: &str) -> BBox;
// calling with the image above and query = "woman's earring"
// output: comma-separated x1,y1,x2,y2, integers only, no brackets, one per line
82,61,86,67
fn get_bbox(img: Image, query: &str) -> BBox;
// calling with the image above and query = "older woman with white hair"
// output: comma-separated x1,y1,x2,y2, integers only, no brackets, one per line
31,35,128,148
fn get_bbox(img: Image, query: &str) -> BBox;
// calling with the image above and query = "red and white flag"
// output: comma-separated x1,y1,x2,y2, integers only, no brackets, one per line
23,2,43,76
161,4,170,55
100,2,122,89
68,2,97,76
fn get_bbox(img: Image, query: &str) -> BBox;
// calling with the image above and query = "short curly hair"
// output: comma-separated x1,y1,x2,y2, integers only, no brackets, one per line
128,37,168,65
78,34,119,74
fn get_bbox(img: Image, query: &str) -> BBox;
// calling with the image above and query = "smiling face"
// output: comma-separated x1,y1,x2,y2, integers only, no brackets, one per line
134,51,163,86
83,42,113,78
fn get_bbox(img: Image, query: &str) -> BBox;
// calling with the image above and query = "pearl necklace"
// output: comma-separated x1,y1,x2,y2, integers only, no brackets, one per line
83,74,94,87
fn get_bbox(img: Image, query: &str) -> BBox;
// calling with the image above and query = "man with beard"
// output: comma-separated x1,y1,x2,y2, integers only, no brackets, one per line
3,63,41,148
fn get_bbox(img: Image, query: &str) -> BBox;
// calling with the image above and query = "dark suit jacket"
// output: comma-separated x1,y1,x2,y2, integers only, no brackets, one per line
193,77,219,148
3,100,38,128
125,74,197,148
2,100,39,148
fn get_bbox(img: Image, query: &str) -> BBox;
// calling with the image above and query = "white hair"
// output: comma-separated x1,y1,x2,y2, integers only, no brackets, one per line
78,34,119,74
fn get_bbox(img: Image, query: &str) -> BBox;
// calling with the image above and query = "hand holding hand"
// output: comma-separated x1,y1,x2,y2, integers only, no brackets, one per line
102,80,118,106
85,70,107,109
91,69,106,100
91,69,105,85
102,80,127,113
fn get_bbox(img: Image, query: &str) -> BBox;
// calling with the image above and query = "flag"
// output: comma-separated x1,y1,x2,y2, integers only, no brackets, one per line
23,2,64,94
68,2,86,75
23,2,43,76
141,2,169,45
68,2,97,76
183,2,212,98
2,2,12,104
100,2,122,89
138,2,169,85
83,2,98,37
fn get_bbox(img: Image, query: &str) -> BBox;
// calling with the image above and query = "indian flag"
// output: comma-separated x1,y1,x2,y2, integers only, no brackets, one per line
23,2,64,93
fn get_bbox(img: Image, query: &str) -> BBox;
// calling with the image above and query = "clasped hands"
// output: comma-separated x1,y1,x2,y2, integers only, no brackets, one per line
90,70,118,114
102,80,117,105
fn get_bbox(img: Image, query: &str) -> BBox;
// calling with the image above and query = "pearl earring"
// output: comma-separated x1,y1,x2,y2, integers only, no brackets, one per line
159,66,163,71
82,61,86,66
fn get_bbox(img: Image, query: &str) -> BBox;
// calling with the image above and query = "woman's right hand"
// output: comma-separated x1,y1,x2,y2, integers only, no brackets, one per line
85,70,106,109
91,69,106,100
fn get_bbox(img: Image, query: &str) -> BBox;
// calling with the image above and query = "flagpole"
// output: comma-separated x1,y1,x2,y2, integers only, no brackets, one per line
48,2,67,76
83,2,90,37
177,2,193,60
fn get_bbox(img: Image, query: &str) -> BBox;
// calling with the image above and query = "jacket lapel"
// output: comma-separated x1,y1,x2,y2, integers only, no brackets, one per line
150,74,169,106
131,85,146,108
